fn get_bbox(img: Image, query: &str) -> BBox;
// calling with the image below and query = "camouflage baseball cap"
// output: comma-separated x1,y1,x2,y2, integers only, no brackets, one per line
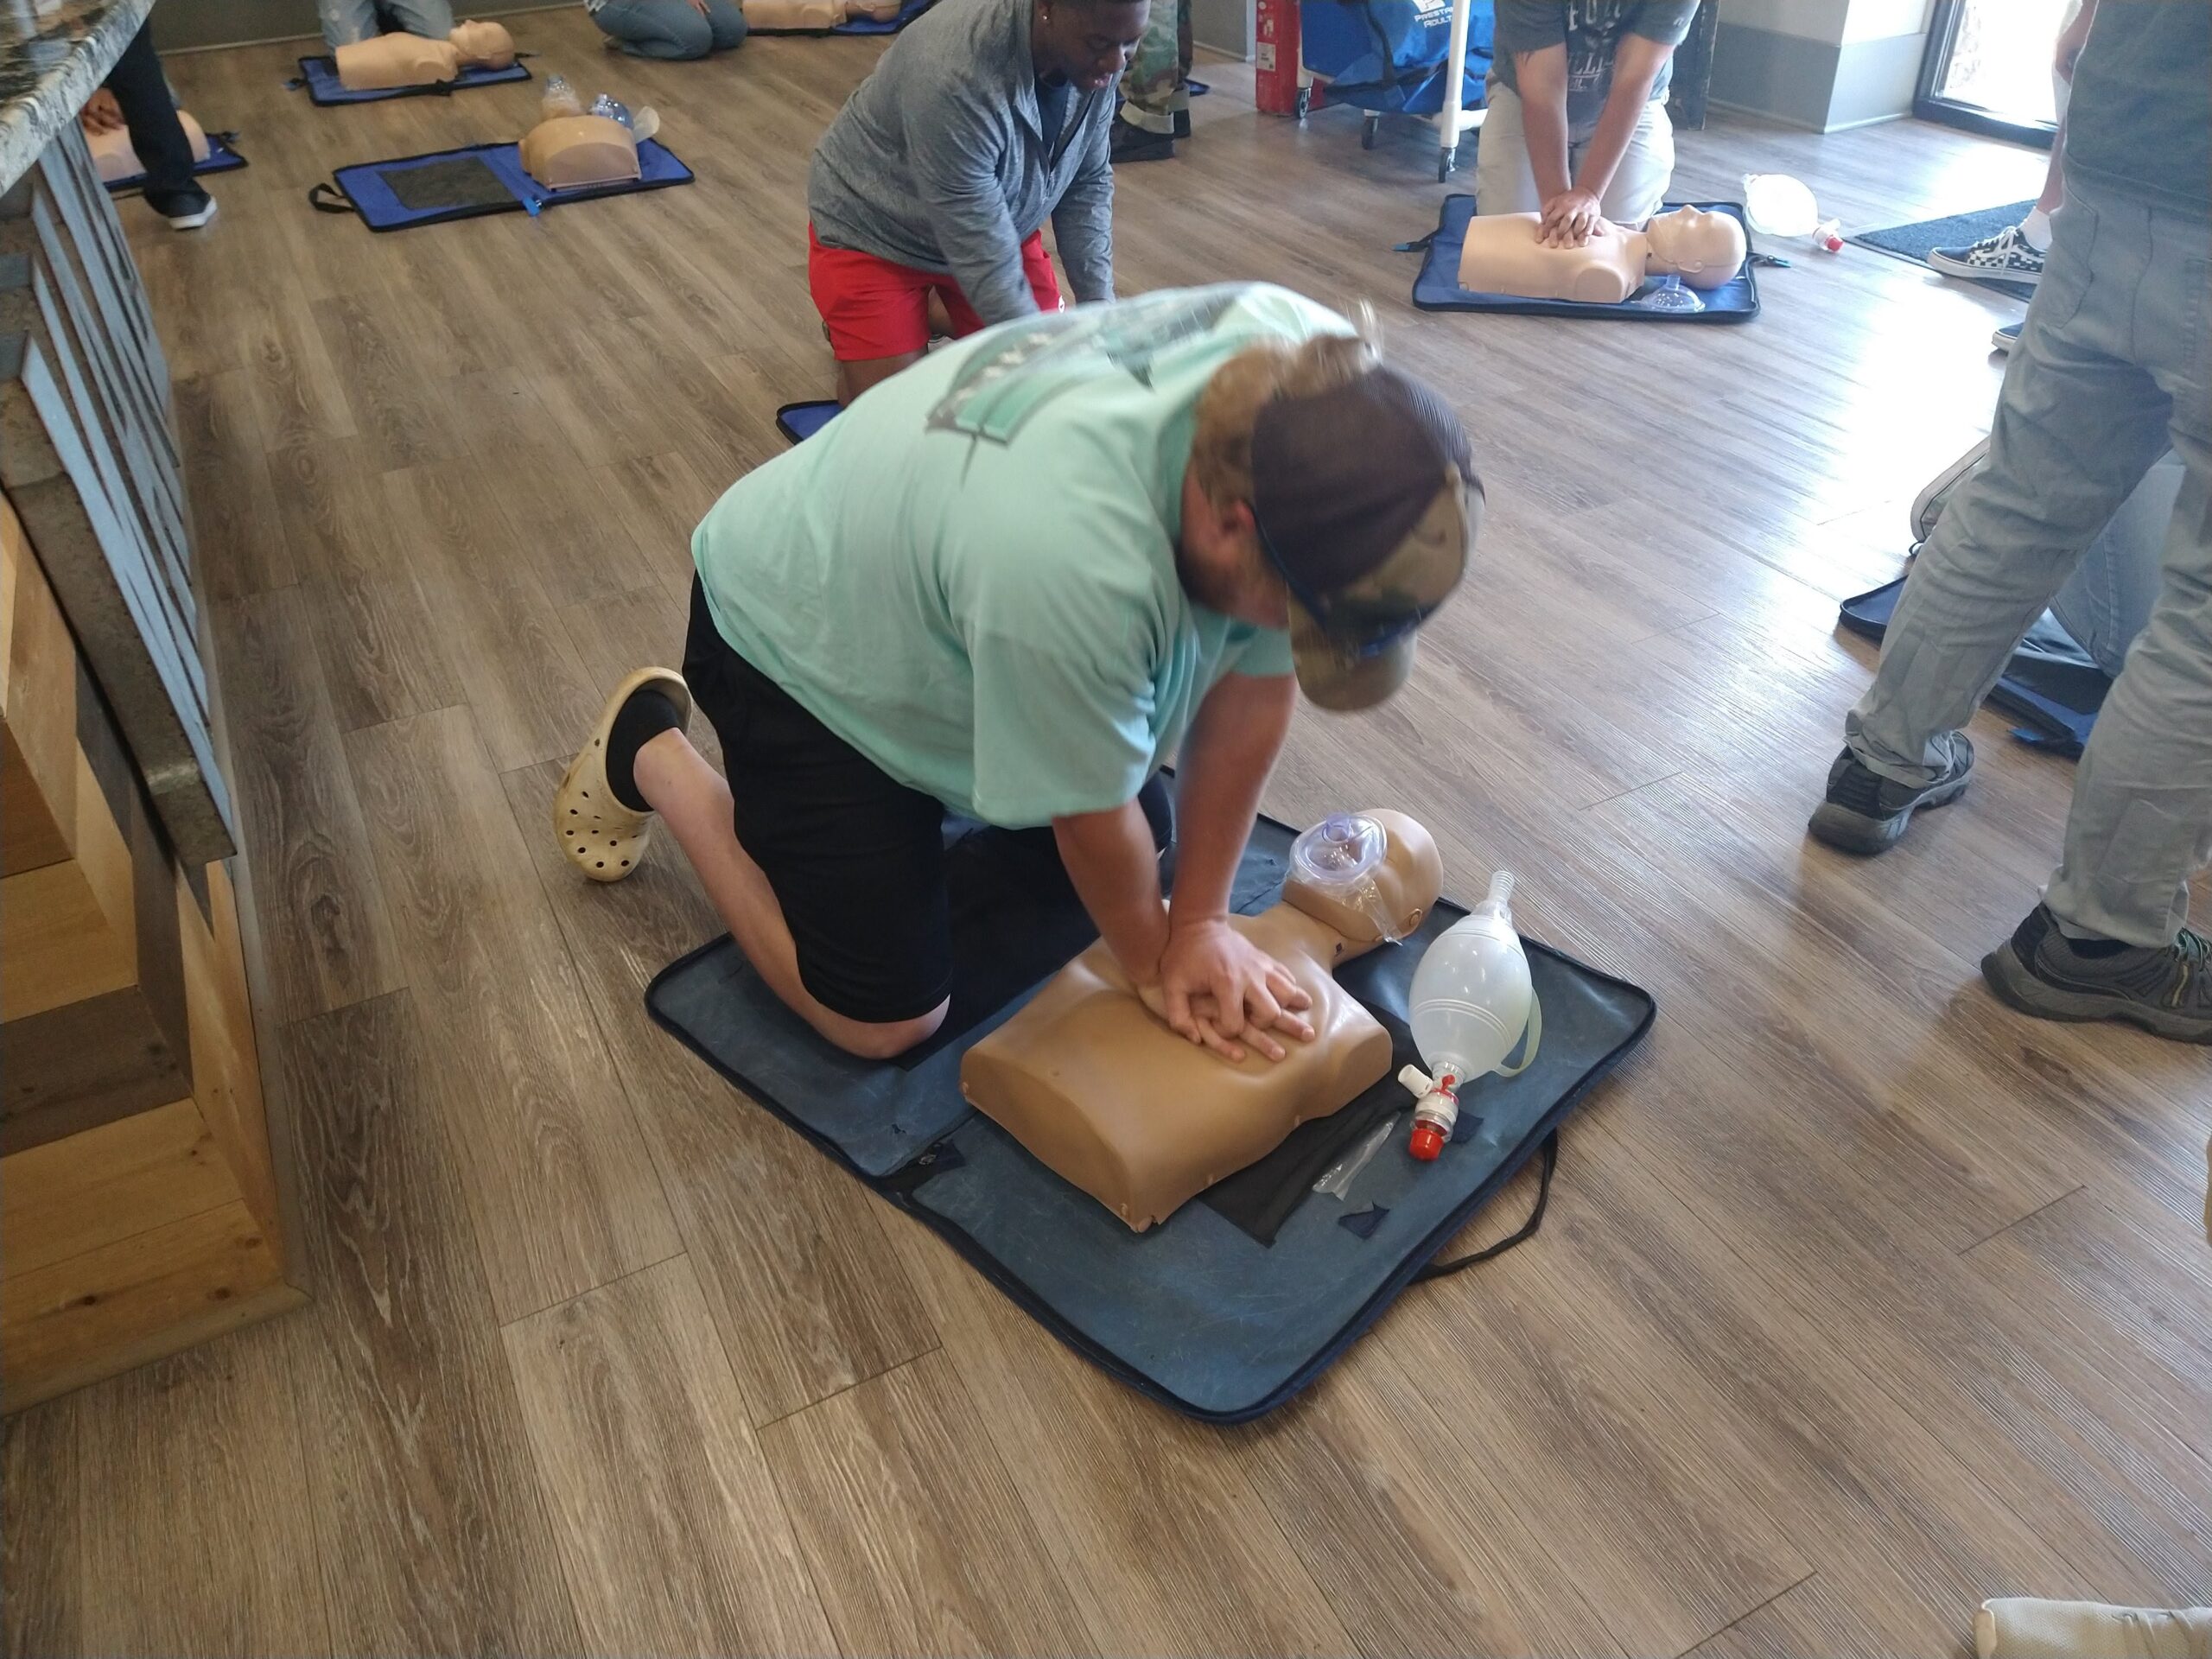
1249,364,1478,711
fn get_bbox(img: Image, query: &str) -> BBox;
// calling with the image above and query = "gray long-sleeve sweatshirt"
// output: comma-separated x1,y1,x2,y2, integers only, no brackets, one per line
806,0,1116,322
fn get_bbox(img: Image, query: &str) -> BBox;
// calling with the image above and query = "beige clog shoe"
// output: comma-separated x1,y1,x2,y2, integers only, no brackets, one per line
554,666,691,882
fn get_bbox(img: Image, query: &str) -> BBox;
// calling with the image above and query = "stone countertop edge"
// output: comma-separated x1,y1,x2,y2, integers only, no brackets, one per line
1,0,159,194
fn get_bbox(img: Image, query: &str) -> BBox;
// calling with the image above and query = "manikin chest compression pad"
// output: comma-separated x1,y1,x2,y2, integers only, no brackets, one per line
645,808,1654,1422
1408,195,1760,321
292,52,531,104
312,139,693,232
101,130,248,193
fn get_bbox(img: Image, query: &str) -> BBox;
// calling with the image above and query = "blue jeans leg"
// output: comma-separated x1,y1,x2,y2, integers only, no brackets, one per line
703,0,749,48
590,0,716,57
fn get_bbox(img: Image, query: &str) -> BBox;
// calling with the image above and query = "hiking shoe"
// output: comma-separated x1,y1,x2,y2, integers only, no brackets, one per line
1981,906,2212,1043
1110,117,1175,163
149,188,216,230
1992,321,2021,353
1808,734,1974,855
1928,224,2044,286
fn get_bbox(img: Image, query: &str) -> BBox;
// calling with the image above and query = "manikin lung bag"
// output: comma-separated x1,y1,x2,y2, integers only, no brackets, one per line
1398,871,1541,1160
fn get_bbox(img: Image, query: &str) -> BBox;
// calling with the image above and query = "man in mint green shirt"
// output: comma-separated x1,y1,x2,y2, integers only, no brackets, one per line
553,283,1478,1062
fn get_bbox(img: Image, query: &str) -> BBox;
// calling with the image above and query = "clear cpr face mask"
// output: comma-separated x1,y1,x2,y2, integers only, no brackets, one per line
1289,813,1408,944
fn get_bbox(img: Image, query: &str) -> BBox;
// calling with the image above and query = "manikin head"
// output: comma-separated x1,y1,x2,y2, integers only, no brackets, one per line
1285,810,1444,948
448,19,517,67
1180,317,1476,711
1642,207,1749,290
1031,0,1149,92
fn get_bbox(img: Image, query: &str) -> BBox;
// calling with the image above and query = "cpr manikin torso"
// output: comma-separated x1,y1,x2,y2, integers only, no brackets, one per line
88,110,212,183
334,20,513,89
961,811,1443,1231
1457,206,1748,302
520,115,640,188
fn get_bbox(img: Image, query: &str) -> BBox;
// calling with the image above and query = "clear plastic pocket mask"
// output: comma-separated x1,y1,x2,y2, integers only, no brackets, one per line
1290,813,1408,944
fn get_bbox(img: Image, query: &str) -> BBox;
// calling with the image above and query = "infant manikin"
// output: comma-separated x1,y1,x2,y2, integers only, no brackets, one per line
742,0,902,25
334,20,514,90
88,110,213,183
1457,205,1748,303
961,810,1442,1231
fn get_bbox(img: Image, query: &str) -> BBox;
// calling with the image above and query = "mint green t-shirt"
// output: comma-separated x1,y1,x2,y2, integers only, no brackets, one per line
693,283,1351,828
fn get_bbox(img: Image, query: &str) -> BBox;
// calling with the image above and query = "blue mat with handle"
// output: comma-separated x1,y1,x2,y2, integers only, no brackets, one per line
310,137,693,232
1839,577,2107,755
646,806,1654,1422
103,130,248,192
292,52,531,104
1408,195,1759,321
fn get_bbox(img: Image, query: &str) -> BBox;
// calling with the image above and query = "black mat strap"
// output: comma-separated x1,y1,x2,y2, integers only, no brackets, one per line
1414,1128,1557,1280
1394,229,1437,252
308,181,356,214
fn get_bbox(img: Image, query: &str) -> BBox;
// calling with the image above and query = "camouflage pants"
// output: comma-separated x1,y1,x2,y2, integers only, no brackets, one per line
1118,0,1192,132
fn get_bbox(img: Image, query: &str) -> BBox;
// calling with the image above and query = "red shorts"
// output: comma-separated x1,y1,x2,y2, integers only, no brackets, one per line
807,224,1065,362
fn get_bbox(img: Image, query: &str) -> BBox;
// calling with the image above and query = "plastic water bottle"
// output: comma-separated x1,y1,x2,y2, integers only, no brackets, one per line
540,73,583,119
588,92,633,128
1397,872,1540,1161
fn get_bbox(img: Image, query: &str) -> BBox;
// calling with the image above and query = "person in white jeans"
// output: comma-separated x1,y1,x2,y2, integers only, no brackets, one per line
1473,1,1700,240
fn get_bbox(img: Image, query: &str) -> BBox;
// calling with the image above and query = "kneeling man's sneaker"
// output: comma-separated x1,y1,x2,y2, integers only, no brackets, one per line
1928,224,2044,285
1808,734,1974,855
1981,906,2212,1043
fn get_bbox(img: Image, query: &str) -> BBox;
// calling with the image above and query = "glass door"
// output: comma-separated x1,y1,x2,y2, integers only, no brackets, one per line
1916,0,2069,143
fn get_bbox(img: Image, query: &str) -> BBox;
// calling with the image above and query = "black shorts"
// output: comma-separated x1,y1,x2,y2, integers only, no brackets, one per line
683,579,1169,1027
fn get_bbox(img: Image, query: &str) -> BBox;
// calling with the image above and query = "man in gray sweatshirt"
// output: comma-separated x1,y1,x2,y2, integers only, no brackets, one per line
807,0,1146,403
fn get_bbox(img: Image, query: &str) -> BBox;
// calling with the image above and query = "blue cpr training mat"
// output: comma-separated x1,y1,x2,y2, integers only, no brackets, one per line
104,131,248,192
310,138,694,232
1409,195,1759,321
1840,578,2107,755
775,399,840,442
749,0,935,35
292,52,531,103
647,807,1655,1422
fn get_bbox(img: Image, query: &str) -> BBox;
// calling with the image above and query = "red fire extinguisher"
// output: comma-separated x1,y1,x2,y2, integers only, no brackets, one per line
1255,0,1300,114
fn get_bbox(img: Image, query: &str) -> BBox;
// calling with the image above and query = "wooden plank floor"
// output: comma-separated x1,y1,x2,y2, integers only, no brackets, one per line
9,15,2209,1656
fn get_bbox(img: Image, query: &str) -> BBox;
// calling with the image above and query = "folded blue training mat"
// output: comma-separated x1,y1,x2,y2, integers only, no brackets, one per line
775,399,840,442
309,138,693,232
646,806,1655,1422
292,52,531,104
103,130,249,192
1839,577,2107,756
1408,195,1759,321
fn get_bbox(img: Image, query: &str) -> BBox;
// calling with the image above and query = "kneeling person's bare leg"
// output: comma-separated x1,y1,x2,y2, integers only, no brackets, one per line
633,729,949,1058
556,675,945,1059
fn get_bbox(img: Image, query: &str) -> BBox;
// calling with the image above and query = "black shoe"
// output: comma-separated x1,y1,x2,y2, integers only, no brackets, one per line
1807,734,1974,855
1110,117,1176,163
147,187,216,230
1173,108,1191,137
1981,906,2212,1043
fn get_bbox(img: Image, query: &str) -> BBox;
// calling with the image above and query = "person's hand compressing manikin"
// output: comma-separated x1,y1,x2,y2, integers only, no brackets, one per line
1146,918,1316,1064
79,88,126,134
